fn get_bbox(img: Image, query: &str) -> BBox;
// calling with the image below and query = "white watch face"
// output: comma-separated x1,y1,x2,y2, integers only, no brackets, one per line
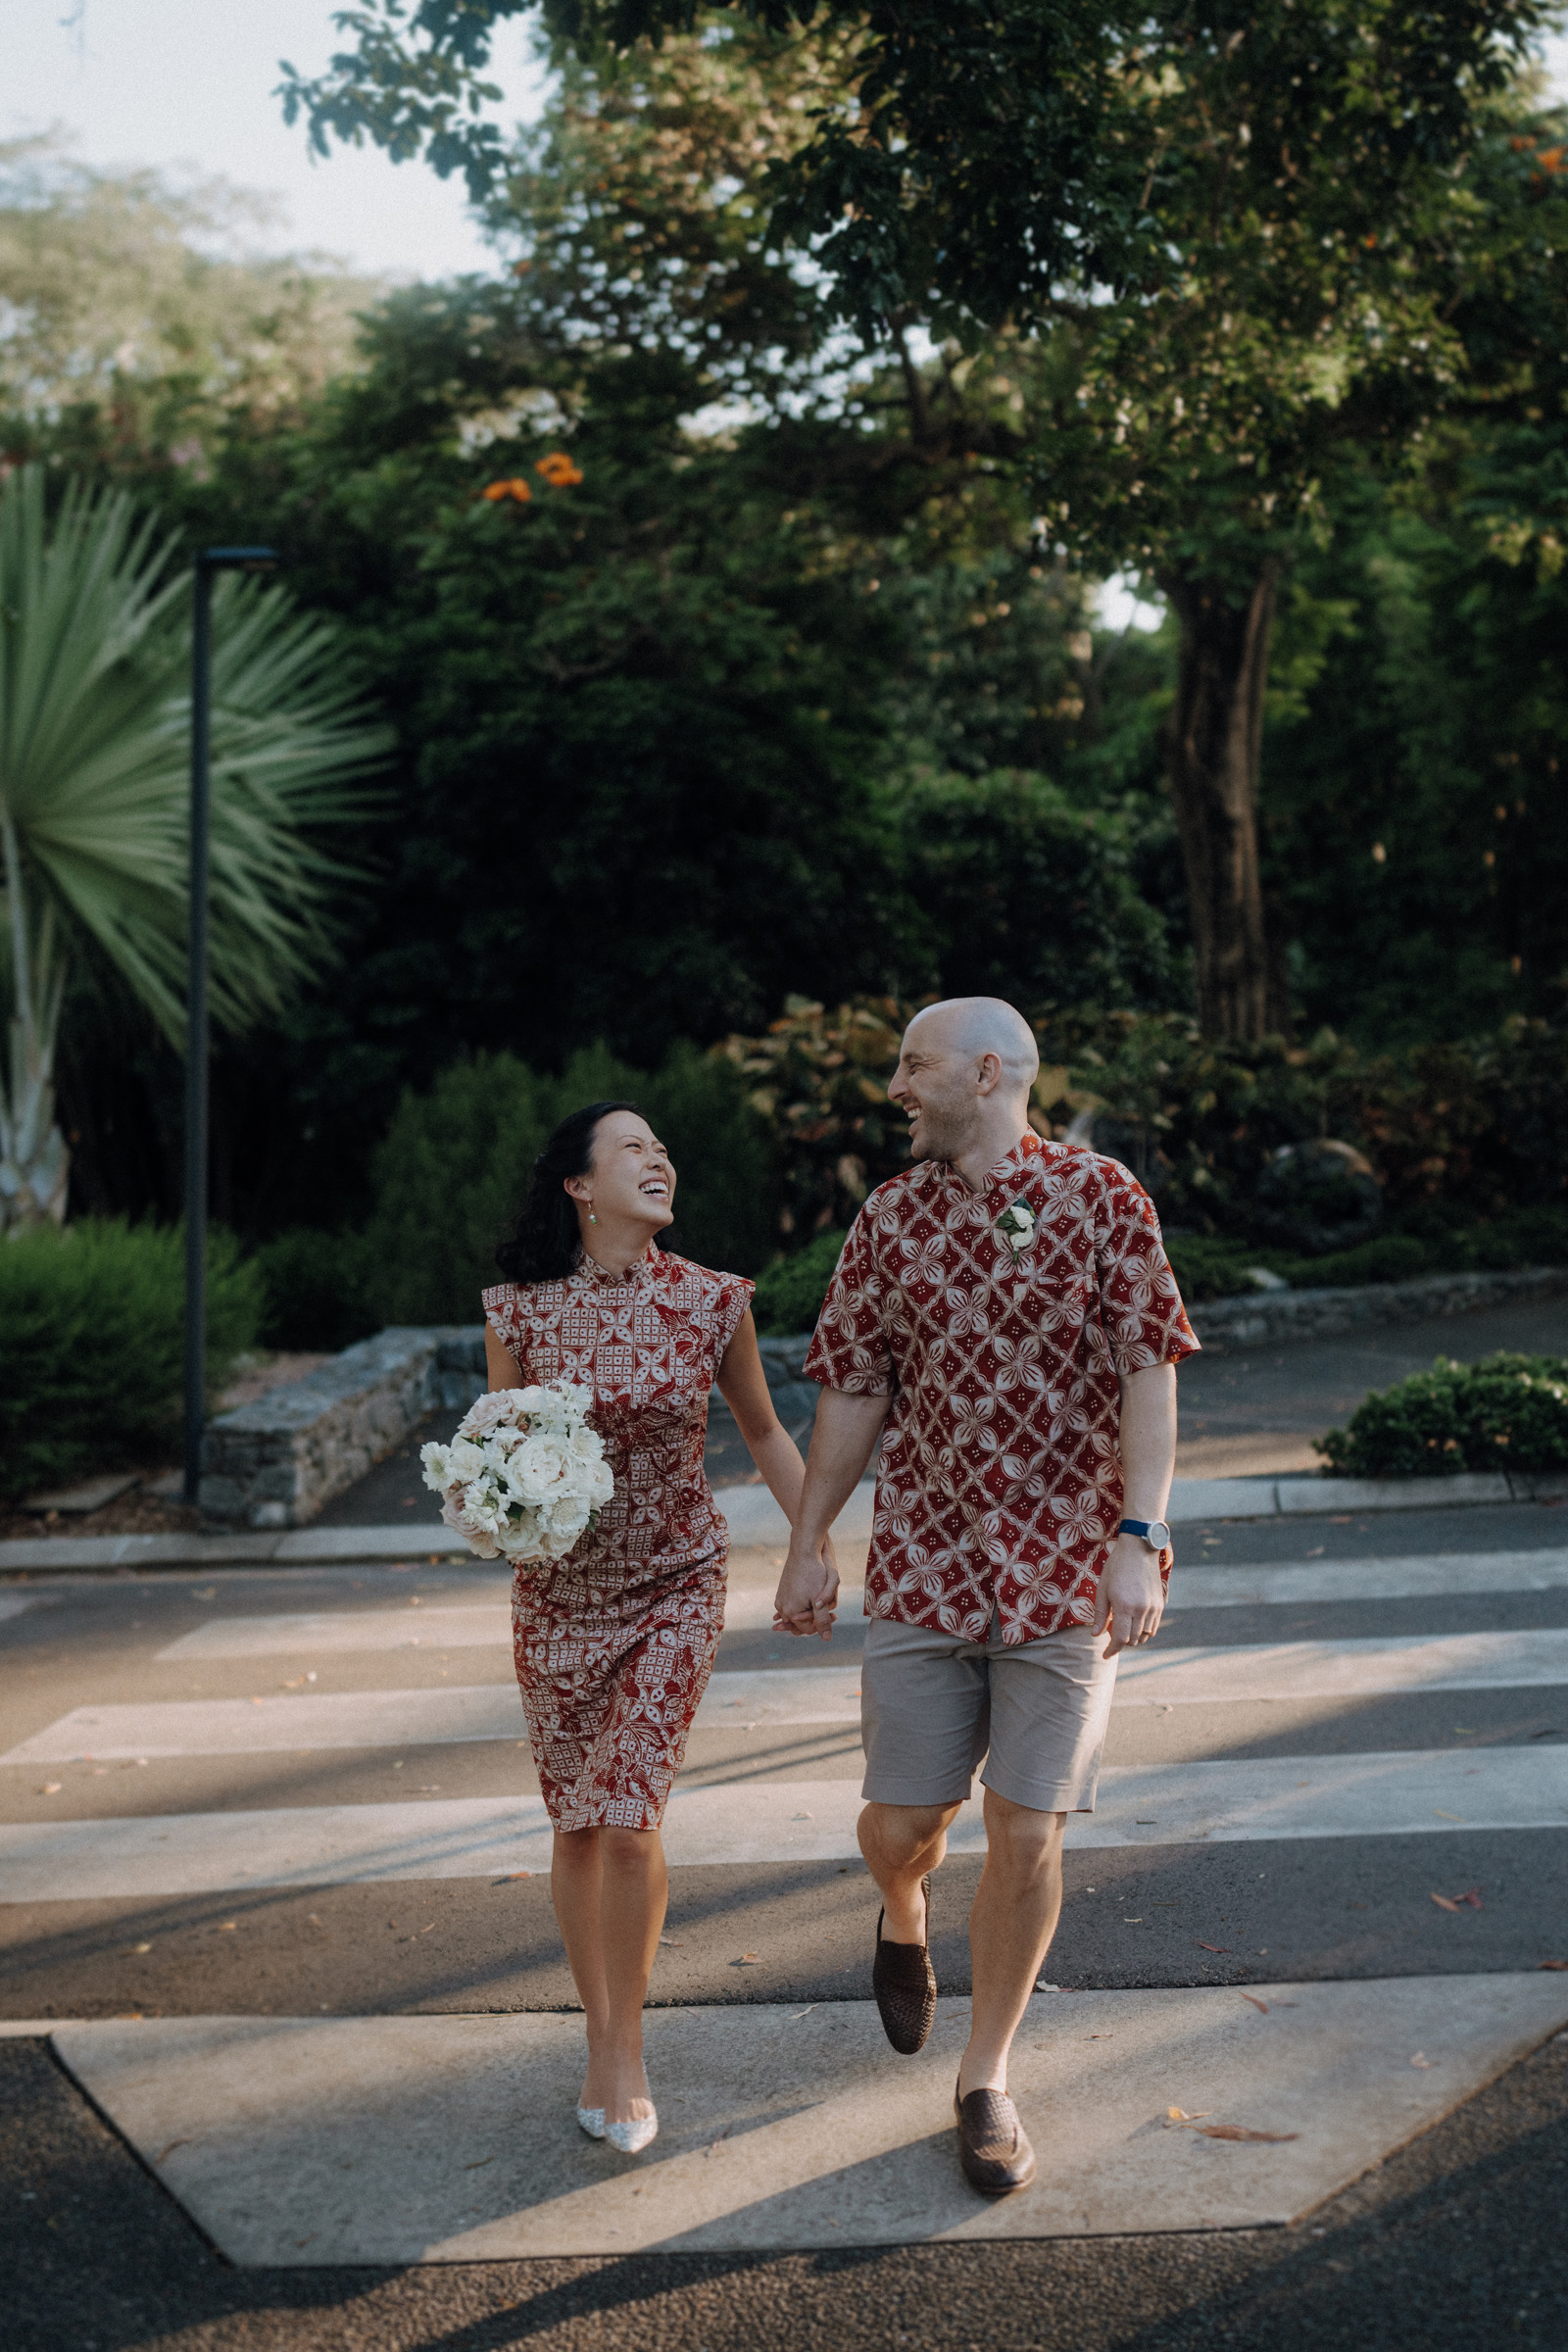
1148,1521,1171,1549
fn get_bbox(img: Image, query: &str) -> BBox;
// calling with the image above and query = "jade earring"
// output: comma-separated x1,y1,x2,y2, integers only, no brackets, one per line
588,1211,597,1224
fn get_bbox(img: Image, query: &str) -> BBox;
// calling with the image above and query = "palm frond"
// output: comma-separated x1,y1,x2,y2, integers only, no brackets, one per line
0,463,393,1047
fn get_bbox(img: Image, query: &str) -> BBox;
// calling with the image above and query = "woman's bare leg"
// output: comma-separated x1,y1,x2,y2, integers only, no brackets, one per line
550,1823,667,2121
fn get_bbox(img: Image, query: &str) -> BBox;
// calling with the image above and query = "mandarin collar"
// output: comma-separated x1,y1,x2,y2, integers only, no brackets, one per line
937,1130,1042,1207
572,1246,659,1290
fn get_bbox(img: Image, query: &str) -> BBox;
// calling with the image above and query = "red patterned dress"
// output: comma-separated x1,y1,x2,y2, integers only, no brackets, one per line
481,1250,754,1831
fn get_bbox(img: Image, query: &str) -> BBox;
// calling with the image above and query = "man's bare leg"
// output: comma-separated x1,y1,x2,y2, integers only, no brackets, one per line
858,1799,960,1939
956,1788,1065,2095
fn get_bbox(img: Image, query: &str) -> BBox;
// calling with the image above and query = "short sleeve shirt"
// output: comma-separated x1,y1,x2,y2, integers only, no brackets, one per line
803,1131,1199,1644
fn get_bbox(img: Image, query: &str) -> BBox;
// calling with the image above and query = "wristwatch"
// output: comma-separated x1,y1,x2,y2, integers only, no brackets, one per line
1118,1517,1171,1551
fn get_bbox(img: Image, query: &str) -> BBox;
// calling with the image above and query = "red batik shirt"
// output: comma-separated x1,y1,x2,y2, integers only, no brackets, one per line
804,1131,1200,1644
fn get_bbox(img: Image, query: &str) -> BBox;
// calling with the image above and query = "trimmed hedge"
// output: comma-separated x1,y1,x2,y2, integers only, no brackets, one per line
0,1219,261,1500
1318,1352,1568,1479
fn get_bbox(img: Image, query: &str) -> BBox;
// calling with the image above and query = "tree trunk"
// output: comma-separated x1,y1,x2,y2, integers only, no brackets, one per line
1161,564,1278,1042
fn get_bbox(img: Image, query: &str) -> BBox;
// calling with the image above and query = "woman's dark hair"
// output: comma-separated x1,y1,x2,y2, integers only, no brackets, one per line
495,1101,644,1285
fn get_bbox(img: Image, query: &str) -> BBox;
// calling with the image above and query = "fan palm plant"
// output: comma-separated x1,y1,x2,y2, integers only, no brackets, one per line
0,465,391,1231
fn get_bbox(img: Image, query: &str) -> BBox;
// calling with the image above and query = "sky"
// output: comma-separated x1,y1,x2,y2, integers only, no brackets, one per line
0,0,548,277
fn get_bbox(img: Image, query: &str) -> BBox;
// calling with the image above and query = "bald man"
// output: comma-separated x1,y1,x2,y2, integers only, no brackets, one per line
773,996,1199,2196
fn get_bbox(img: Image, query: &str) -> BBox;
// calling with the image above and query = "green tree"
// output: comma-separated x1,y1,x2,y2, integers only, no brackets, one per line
0,466,391,1229
281,0,1552,1042
0,138,377,475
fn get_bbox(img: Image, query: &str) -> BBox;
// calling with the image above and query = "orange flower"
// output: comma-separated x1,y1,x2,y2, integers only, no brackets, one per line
536,451,584,487
482,478,532,504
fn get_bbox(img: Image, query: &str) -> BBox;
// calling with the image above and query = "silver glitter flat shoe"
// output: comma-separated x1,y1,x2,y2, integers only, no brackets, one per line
576,2104,606,2139
605,2107,658,2155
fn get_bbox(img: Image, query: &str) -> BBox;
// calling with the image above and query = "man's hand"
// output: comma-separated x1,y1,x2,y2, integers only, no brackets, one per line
773,1536,840,1642
1094,1534,1168,1657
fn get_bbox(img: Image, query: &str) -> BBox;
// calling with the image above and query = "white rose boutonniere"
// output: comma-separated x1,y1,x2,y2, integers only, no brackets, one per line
995,1199,1038,1263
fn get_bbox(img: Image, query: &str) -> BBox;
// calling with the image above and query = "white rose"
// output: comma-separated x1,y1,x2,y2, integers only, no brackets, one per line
462,1390,520,1440
448,1439,487,1483
996,1200,1038,1255
419,1442,456,1494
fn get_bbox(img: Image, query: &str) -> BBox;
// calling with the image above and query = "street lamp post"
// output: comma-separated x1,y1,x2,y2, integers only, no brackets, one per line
184,546,279,1509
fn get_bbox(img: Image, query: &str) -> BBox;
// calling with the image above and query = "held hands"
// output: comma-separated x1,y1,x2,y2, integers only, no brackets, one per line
1094,1533,1169,1658
772,1534,841,1642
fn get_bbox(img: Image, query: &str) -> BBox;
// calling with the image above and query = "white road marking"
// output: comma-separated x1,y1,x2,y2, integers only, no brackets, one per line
150,1548,1568,1668
152,1585,862,1662
1174,1548,1568,1610
0,1595,39,1625
18,1628,1568,1762
3,1748,1564,1897
156,1606,514,1662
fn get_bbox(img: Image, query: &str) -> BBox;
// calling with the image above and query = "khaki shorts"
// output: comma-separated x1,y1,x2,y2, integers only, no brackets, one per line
860,1614,1118,1815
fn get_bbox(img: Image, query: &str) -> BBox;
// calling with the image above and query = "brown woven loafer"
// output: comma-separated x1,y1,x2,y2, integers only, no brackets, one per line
870,1873,936,2055
954,2085,1036,2196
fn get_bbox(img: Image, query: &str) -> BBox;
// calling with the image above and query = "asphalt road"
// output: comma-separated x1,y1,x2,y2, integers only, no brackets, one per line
6,1490,1568,2346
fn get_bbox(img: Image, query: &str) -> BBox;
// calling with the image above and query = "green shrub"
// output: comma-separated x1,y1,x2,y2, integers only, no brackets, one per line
1278,1233,1435,1290
253,1227,378,1352
753,1228,849,1335
1162,1236,1258,1302
0,1219,260,1500
1318,1351,1568,1479
340,1042,780,1332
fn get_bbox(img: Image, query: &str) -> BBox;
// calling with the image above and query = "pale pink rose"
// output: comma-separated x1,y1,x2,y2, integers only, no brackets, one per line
463,1390,521,1438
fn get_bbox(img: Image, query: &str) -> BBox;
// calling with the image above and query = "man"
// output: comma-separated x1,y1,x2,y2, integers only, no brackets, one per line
773,996,1198,2195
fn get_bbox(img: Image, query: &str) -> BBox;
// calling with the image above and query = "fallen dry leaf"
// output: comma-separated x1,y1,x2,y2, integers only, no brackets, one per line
1430,1886,1482,1912
1537,1959,1568,1971
38,1784,61,1795
1198,1942,1232,1953
1193,2124,1299,2143
1239,1993,1269,2014
659,1936,683,1946
734,1951,762,1965
1409,2051,1435,2068
1166,2107,1212,2123
491,1872,531,1883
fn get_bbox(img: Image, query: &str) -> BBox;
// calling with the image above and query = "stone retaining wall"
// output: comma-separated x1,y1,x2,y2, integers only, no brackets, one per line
200,1327,487,1529
201,1325,813,1530
1185,1263,1568,1355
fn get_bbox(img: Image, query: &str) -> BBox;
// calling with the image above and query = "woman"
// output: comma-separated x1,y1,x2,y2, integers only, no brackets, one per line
482,1099,829,2154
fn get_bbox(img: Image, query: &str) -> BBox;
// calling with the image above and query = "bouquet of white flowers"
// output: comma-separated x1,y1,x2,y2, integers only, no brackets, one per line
418,1382,613,1563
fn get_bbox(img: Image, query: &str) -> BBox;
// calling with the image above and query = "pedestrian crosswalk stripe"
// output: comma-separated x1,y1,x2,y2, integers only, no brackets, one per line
148,1546,1568,1665
3,1746,1565,1900
18,1627,1568,1764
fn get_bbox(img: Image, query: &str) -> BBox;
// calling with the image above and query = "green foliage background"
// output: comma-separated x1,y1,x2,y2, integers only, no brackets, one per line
0,1223,261,1499
256,1042,777,1345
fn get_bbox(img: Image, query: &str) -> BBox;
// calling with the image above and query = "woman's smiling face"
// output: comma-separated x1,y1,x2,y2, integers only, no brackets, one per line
570,1109,676,1234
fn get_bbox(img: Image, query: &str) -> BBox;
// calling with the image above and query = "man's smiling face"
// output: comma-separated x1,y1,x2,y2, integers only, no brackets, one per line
887,1011,984,1164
